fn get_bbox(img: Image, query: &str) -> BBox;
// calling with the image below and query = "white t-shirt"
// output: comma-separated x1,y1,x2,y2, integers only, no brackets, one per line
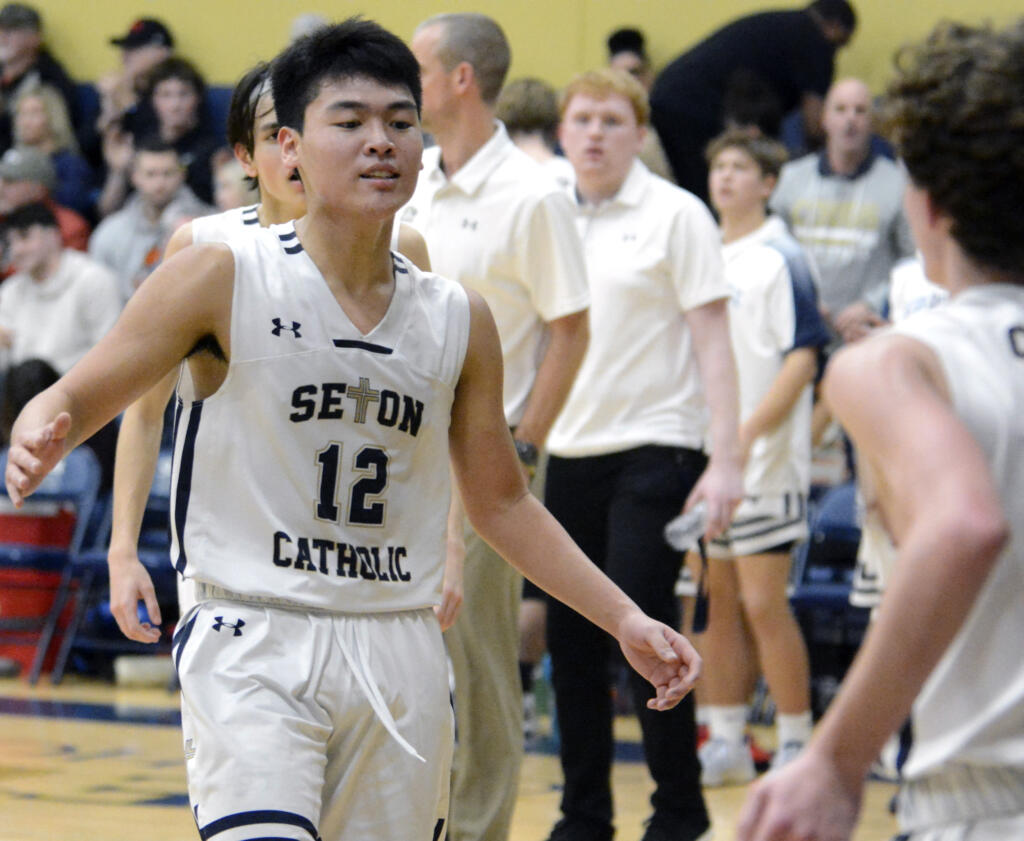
723,216,830,494
169,222,471,613
547,160,727,456
401,122,589,426
0,249,122,374
866,284,1024,778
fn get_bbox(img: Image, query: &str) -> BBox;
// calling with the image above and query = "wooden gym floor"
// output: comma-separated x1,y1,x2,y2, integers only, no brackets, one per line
0,674,899,841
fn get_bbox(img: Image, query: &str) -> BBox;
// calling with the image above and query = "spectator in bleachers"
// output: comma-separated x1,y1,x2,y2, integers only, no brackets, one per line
770,78,915,344
697,129,828,787
495,78,574,189
605,27,673,182
211,147,257,211
0,202,120,375
90,18,174,203
13,85,96,218
0,145,89,253
98,57,218,216
0,3,77,153
95,18,173,141
89,139,211,301
649,0,856,204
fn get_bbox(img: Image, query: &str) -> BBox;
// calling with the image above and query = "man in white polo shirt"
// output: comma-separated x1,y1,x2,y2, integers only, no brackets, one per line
545,69,744,841
404,13,590,841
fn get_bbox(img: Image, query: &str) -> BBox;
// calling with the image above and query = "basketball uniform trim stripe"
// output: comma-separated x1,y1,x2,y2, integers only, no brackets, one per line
173,402,203,576
331,339,394,354
172,609,199,674
197,809,321,841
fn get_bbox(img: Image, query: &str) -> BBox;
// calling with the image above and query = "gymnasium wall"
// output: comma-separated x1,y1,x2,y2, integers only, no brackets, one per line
32,0,1024,93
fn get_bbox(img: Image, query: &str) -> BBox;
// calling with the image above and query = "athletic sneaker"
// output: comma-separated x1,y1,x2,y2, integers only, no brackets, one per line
640,812,713,841
769,740,805,771
544,816,613,841
699,737,755,787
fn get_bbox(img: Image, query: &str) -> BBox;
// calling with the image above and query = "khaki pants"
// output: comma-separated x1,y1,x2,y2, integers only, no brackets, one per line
445,517,524,841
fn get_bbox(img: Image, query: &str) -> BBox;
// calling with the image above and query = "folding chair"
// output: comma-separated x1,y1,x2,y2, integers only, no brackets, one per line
0,447,102,684
48,449,179,684
788,480,870,716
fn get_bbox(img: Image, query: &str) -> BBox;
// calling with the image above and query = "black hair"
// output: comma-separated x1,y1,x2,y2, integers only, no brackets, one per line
271,17,421,134
143,56,207,101
227,62,271,151
2,359,59,445
3,201,58,236
226,62,272,191
607,27,647,61
808,0,857,33
133,137,179,157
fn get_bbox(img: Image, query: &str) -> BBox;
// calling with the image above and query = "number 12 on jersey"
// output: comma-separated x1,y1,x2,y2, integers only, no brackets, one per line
315,442,389,527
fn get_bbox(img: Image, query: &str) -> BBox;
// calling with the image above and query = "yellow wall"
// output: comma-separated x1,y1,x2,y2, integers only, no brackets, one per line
33,0,1024,93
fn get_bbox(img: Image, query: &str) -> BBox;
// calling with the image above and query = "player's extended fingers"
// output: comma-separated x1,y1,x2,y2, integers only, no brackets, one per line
736,780,770,841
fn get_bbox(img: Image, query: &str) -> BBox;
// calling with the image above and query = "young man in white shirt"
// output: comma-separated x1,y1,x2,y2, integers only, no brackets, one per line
547,67,743,841
699,129,830,785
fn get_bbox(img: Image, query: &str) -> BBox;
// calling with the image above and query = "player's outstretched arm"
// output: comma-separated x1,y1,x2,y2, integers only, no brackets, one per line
736,334,1008,841
4,243,234,508
107,222,196,643
449,291,701,710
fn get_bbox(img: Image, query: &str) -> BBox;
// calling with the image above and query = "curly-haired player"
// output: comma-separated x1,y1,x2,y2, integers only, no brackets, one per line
738,18,1024,841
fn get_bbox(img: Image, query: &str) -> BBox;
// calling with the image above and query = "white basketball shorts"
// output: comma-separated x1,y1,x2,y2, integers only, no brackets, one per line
172,585,453,841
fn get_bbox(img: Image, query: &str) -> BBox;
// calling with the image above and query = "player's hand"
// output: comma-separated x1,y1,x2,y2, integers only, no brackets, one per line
4,412,72,507
616,611,701,711
736,747,862,841
108,549,163,643
834,302,887,344
683,456,744,540
435,529,465,631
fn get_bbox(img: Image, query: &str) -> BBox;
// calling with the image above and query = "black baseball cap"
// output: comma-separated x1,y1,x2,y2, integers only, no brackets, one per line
0,3,41,31
110,18,174,50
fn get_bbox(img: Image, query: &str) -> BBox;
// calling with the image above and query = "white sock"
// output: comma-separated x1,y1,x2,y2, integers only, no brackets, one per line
707,704,748,746
776,711,813,746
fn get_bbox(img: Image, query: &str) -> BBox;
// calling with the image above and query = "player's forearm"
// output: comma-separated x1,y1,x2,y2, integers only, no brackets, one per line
513,310,588,447
469,490,641,638
740,348,816,445
809,510,1007,789
688,302,742,464
109,374,176,556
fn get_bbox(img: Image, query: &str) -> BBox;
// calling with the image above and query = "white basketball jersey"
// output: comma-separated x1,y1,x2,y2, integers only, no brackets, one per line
192,204,262,244
168,221,471,613
874,284,1024,777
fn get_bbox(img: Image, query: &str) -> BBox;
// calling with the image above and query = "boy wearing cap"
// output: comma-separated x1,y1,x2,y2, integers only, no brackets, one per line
0,145,89,252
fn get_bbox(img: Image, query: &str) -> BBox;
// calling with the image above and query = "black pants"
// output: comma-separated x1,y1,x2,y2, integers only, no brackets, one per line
544,445,710,832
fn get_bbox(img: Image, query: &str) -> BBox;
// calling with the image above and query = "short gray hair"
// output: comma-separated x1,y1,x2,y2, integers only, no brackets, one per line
417,13,510,105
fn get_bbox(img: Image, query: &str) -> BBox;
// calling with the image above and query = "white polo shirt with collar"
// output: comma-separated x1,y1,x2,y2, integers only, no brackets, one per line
401,122,589,426
547,160,728,457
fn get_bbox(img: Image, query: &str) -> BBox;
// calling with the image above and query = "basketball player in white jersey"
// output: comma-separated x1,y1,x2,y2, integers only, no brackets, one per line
106,62,448,641
737,19,1024,841
4,20,701,841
